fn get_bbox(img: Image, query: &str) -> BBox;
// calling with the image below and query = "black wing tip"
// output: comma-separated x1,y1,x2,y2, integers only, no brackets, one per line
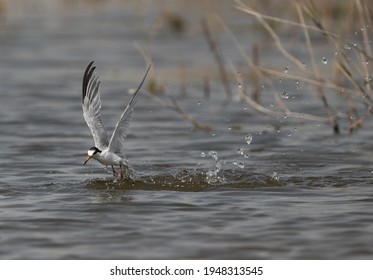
82,61,96,101
84,61,95,78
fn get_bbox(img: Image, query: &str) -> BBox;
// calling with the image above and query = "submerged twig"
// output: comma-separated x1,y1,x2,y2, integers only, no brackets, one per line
203,72,210,99
251,44,261,103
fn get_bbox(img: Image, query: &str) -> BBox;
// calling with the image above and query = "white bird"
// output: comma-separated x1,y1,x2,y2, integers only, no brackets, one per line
82,61,151,178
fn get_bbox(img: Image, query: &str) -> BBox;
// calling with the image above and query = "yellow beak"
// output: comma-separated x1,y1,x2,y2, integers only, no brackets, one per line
83,155,92,165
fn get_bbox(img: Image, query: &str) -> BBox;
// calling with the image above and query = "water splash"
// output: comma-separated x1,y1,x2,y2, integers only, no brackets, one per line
245,133,253,145
205,160,223,184
270,172,280,182
208,150,218,161
203,151,226,184
236,147,244,155
281,91,290,99
233,160,244,169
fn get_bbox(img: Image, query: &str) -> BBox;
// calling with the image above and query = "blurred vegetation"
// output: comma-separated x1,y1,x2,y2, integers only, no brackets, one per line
1,0,373,133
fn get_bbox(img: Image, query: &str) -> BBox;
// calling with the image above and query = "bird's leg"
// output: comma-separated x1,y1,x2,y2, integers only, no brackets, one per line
111,165,117,177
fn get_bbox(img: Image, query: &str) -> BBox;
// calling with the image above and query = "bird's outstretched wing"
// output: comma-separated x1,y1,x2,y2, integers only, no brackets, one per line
108,64,151,155
82,61,109,150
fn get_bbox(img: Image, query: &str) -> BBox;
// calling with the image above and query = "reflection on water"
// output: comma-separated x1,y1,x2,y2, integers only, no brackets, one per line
0,0,373,259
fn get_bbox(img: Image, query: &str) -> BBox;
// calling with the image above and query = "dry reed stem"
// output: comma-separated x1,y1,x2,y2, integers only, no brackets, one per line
355,0,372,99
138,89,211,132
237,0,373,63
260,67,365,101
237,0,345,132
239,3,307,72
301,0,373,109
215,14,327,122
251,44,261,103
170,97,212,131
238,79,327,122
296,2,339,133
201,18,232,99
235,0,339,39
235,0,373,132
133,41,211,130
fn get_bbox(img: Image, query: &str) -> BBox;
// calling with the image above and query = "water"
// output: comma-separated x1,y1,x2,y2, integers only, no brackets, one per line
1,1,373,259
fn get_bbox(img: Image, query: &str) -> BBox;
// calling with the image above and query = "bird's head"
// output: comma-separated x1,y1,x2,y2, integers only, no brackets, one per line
83,147,102,165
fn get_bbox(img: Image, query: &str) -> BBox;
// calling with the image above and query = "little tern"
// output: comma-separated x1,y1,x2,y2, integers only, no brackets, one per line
82,61,151,178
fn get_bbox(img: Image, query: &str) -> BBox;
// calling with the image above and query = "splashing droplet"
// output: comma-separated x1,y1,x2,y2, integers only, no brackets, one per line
245,133,253,145
281,91,290,99
236,147,244,155
208,150,218,161
283,65,289,73
322,57,328,64
233,160,244,169
271,172,280,181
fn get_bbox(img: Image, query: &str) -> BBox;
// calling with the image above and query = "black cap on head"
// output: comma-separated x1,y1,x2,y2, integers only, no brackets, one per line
89,147,102,154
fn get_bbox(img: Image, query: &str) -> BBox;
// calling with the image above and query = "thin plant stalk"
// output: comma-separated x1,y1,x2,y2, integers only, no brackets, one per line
201,18,233,99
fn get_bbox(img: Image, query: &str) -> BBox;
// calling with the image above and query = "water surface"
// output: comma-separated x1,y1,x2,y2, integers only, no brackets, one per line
0,1,372,259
